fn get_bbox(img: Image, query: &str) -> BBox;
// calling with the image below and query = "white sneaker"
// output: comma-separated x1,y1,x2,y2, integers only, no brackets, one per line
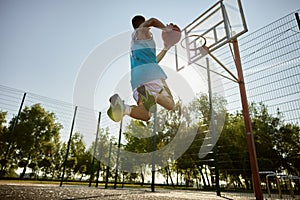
107,94,125,122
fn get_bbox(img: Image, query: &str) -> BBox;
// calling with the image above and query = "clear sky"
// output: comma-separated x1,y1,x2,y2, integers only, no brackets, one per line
0,0,299,110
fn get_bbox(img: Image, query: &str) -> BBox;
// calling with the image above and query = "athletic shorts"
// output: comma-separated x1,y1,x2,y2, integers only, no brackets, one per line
133,79,171,103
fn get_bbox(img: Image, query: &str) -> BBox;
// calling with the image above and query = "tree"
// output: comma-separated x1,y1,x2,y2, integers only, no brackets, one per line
69,132,86,174
0,111,7,132
88,128,113,182
6,104,62,178
174,93,227,188
38,158,51,178
0,111,9,173
250,103,282,172
275,123,300,175
123,101,183,185
60,132,87,180
217,102,300,189
217,112,251,189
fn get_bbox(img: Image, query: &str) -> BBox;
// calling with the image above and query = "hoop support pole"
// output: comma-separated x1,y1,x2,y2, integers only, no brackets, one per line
207,50,239,83
231,38,263,200
193,62,238,83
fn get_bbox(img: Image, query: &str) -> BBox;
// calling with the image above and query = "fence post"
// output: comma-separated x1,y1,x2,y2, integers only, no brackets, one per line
0,92,26,176
295,13,300,31
95,144,102,188
60,106,77,187
105,141,113,189
89,112,101,187
151,108,157,192
206,58,221,196
114,118,123,189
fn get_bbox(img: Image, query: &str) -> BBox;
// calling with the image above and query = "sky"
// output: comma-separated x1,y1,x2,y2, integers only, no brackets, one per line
0,0,299,112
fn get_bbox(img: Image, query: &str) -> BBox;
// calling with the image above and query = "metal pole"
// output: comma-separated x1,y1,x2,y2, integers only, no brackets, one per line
151,108,157,192
206,58,221,196
1,92,26,175
105,141,113,189
289,178,295,198
276,176,282,199
60,106,77,187
114,118,123,189
89,112,101,187
295,13,300,31
95,138,104,188
266,176,271,198
231,39,263,200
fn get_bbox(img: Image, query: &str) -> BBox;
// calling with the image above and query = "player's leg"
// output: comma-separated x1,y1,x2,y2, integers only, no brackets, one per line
129,88,152,121
156,92,174,110
129,99,151,121
107,79,174,122
107,93,151,122
138,79,175,111
153,79,175,110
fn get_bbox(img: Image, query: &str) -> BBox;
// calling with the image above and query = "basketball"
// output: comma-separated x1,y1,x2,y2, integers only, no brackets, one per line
162,24,181,47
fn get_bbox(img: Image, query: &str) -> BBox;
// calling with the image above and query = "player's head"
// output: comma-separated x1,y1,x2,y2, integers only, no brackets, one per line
132,15,145,29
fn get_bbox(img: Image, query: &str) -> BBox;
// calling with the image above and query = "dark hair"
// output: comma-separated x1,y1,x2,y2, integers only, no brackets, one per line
132,15,145,29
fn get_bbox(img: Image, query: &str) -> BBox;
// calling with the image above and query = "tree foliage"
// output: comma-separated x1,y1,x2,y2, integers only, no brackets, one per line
0,98,298,190
0,104,62,178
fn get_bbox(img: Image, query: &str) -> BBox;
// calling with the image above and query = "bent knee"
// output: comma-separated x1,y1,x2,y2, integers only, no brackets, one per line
156,95,175,110
165,102,175,110
163,98,175,110
140,113,151,121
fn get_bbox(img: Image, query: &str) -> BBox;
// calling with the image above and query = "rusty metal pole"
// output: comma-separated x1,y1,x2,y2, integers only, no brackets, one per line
231,38,263,200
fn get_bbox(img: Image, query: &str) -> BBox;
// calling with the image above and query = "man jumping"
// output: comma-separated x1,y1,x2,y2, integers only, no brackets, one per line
107,15,181,122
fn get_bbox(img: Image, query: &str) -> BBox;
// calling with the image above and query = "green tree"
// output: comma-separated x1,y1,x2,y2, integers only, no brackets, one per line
61,132,87,180
175,93,227,188
7,104,62,178
217,102,300,189
0,111,7,132
123,119,157,185
88,128,114,182
38,158,51,178
217,112,250,189
0,111,9,172
123,101,182,185
276,123,300,175
250,103,282,172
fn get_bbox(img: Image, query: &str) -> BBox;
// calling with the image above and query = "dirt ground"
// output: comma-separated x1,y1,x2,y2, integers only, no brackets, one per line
0,183,225,200
0,182,298,200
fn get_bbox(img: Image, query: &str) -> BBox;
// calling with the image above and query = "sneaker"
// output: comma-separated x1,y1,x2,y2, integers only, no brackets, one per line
137,85,157,112
107,94,125,122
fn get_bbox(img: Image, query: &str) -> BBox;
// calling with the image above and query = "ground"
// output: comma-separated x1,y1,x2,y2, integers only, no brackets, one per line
0,183,224,200
0,181,298,200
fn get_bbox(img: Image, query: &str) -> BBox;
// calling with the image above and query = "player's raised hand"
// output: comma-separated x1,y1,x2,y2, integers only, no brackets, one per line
162,23,181,48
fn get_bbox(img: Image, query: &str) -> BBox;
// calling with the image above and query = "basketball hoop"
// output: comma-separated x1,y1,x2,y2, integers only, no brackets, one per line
180,34,207,51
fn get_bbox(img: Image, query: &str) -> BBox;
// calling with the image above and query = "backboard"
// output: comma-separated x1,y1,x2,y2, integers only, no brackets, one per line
176,0,247,69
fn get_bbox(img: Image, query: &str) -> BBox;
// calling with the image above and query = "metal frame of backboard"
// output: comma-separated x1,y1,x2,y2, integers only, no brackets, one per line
175,0,264,199
176,0,248,68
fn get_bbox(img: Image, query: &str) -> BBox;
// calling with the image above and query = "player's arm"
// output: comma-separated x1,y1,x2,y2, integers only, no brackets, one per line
140,18,166,30
157,24,177,63
136,18,171,40
156,47,169,63
157,23,181,63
